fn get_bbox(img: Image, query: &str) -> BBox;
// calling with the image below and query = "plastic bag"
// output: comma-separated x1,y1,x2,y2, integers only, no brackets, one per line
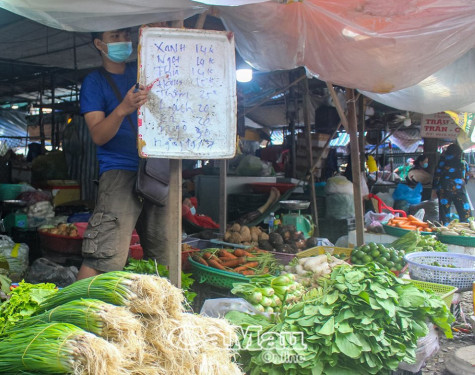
325,194,355,219
25,258,78,288
392,183,422,205
409,200,439,223
364,211,394,226
324,176,354,195
200,298,269,318
0,235,29,280
236,155,269,176
398,323,439,372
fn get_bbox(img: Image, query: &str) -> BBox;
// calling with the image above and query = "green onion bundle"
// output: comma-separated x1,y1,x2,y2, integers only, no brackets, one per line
0,322,121,374
37,271,184,318
14,299,143,346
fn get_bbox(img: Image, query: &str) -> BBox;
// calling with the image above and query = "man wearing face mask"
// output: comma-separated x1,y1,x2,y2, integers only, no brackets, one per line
77,28,168,280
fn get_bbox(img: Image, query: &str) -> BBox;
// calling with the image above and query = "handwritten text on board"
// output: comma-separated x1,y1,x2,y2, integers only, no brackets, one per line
138,28,237,159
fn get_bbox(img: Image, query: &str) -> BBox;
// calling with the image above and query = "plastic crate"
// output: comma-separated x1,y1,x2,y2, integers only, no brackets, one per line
189,257,249,289
404,252,475,291
437,233,475,247
129,244,143,260
296,245,353,259
383,224,432,237
38,230,82,255
408,279,457,308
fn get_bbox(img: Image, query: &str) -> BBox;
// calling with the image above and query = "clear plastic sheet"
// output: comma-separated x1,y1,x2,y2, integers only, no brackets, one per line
2,0,475,111
0,0,207,31
361,49,475,113
218,0,475,92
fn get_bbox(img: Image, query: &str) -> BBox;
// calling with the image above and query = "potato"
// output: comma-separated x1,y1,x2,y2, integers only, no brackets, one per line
229,232,242,244
224,231,232,242
240,226,252,243
258,232,269,241
231,223,241,232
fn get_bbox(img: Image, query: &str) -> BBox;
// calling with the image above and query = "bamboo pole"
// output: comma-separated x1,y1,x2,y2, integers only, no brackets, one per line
346,89,365,246
302,77,319,235
358,95,366,171
325,82,349,131
219,159,228,233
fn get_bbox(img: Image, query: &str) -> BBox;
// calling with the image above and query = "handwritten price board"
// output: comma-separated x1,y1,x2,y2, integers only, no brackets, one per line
137,27,237,159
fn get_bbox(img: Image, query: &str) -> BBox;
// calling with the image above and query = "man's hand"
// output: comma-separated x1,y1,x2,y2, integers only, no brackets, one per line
118,84,148,116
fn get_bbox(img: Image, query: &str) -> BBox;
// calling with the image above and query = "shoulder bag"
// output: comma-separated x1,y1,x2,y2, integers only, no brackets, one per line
99,68,170,206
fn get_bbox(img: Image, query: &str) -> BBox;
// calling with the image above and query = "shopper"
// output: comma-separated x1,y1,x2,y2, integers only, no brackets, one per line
407,154,432,185
77,28,168,280
432,143,472,224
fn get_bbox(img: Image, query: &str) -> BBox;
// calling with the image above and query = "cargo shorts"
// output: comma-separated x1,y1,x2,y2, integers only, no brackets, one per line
81,169,169,272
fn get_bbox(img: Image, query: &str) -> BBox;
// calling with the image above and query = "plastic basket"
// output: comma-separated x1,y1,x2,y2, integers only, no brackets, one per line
0,184,24,200
437,233,475,247
408,279,457,308
404,252,475,291
383,224,432,237
296,245,353,259
38,230,83,255
189,257,249,289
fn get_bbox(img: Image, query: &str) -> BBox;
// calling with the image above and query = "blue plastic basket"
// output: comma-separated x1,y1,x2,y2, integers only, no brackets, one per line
404,252,475,291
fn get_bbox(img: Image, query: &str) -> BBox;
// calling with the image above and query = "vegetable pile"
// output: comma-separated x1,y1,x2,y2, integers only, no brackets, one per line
231,274,303,314
283,254,346,288
224,223,268,246
433,218,475,237
351,242,406,273
386,215,433,231
259,225,307,254
390,230,447,253
0,272,242,375
39,223,79,237
0,281,57,334
192,248,281,276
226,262,454,375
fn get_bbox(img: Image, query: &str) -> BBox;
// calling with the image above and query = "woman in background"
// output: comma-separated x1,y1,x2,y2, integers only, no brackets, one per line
432,143,471,224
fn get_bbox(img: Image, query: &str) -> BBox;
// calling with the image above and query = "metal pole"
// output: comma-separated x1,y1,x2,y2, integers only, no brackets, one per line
302,76,319,235
347,89,365,246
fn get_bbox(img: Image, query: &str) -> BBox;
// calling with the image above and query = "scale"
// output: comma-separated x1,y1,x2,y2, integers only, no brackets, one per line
279,200,314,238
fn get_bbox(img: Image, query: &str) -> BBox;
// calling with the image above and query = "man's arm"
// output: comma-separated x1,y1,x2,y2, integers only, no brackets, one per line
85,84,148,146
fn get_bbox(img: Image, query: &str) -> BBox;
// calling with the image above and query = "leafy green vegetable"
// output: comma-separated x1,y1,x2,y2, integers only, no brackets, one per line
123,258,196,304
226,262,454,375
0,281,57,334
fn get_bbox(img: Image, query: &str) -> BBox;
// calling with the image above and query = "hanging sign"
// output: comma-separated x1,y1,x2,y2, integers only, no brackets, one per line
137,27,237,159
420,112,461,140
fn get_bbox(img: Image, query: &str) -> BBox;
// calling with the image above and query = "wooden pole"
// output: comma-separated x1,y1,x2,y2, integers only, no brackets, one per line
347,88,365,246
219,159,228,233
302,76,319,235
358,95,366,172
325,82,348,131
168,159,182,288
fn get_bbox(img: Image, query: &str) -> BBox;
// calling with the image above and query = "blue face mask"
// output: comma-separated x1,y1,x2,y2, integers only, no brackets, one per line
102,41,132,63
423,163,428,168
190,206,196,215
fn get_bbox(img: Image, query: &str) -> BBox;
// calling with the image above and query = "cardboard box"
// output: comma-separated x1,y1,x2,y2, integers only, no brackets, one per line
45,181,80,206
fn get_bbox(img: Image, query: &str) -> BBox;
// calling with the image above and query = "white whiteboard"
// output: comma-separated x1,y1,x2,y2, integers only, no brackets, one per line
137,27,237,159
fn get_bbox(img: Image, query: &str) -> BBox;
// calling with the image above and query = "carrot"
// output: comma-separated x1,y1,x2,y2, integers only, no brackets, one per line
207,259,227,270
202,252,213,260
218,249,237,259
234,261,259,273
202,252,221,263
408,215,424,223
219,257,247,268
241,270,255,275
398,225,418,230
192,255,208,266
233,249,256,258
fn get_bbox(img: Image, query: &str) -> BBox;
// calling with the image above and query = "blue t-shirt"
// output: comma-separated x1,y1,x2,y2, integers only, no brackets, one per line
80,63,139,175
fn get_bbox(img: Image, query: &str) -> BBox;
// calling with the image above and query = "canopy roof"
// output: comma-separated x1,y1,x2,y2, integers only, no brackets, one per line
0,0,474,115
